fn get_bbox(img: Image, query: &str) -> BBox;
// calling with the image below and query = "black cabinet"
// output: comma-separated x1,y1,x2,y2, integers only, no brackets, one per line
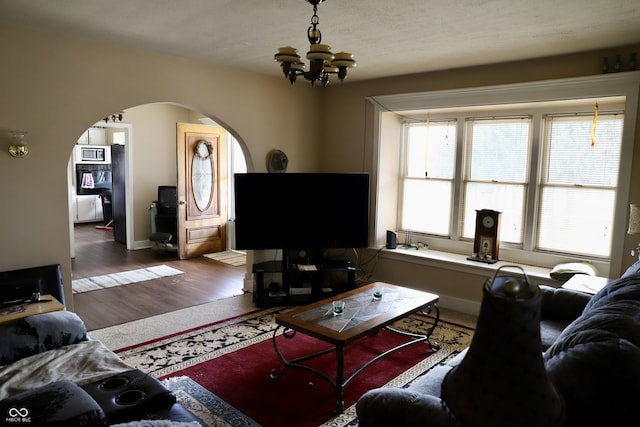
253,249,356,307
110,144,126,244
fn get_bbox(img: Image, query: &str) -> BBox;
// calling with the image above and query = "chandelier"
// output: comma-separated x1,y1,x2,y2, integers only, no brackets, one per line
274,0,356,86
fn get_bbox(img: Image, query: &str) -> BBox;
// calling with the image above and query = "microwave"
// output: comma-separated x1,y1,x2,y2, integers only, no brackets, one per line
74,145,111,163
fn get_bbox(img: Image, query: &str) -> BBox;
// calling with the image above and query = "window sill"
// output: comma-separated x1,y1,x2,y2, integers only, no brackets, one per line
377,247,559,286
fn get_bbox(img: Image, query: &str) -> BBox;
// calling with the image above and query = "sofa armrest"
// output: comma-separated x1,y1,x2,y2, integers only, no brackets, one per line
82,369,176,425
0,311,87,365
0,380,106,426
356,388,453,427
539,285,591,323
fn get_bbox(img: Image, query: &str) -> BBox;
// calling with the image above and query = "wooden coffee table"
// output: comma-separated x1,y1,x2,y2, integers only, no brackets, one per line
269,282,439,413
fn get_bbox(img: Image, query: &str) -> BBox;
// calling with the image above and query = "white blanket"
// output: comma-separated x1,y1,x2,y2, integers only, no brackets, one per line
0,340,133,399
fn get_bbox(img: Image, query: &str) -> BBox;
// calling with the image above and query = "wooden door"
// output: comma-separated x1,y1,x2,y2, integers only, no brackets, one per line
177,123,228,259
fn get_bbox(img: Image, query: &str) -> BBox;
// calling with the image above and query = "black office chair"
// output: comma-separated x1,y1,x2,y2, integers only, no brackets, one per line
150,186,178,252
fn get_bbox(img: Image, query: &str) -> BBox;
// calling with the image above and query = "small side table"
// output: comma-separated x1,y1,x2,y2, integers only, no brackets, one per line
561,275,609,295
0,294,65,324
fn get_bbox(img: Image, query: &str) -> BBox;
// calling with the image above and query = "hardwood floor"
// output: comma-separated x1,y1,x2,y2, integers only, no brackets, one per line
72,223,247,331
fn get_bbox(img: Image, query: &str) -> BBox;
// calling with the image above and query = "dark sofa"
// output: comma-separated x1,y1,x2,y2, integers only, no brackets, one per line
356,262,640,427
0,264,204,426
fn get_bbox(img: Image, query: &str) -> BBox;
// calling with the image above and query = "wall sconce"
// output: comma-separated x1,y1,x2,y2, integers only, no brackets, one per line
6,131,29,158
628,204,640,258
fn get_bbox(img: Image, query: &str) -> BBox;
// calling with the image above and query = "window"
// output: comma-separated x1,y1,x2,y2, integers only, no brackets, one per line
371,74,639,277
399,102,624,260
401,121,456,236
462,117,531,244
538,114,623,257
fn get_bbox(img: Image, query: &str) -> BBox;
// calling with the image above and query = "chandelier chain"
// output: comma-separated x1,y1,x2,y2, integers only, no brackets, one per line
308,5,321,45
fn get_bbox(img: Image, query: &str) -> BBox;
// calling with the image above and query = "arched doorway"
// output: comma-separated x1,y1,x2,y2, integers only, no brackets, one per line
69,102,249,330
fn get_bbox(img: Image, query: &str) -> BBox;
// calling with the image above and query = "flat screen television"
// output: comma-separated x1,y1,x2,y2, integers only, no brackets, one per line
234,173,370,250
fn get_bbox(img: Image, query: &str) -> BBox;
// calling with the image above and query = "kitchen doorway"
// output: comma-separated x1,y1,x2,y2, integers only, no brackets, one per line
69,122,132,260
69,103,248,289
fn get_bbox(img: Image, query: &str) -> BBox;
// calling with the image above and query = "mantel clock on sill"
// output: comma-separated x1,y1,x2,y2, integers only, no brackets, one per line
467,209,502,264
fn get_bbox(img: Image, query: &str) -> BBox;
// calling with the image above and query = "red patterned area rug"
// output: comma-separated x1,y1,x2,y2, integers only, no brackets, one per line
116,306,473,427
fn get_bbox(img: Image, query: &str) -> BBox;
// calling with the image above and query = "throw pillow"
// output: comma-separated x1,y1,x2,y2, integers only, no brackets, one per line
544,301,640,427
621,258,640,278
0,311,87,365
0,380,106,426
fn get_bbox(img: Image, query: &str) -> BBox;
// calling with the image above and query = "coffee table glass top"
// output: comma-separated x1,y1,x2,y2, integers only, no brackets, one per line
293,285,428,333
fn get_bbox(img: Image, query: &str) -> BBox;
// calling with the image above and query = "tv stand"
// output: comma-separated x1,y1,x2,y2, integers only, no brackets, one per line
252,249,356,307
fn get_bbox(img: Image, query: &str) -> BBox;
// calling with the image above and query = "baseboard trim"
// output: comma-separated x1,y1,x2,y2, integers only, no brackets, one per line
243,278,254,293
437,294,481,316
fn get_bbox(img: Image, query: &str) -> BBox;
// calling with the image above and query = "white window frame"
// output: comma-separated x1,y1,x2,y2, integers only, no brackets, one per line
536,112,624,257
400,120,458,237
461,115,532,245
368,72,640,277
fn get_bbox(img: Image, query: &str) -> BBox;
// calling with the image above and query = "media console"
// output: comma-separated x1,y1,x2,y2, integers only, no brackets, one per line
252,249,356,307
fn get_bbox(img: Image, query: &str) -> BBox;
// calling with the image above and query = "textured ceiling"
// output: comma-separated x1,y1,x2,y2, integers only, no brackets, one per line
1,0,639,82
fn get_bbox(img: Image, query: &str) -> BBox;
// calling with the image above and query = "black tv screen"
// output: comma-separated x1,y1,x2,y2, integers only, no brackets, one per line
234,173,370,250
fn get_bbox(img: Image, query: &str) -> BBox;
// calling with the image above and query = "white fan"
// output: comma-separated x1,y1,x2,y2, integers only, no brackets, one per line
267,149,288,173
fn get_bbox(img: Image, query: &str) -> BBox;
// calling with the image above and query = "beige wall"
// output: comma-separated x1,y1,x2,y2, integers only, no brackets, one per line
1,21,639,313
0,24,318,309
124,104,189,243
